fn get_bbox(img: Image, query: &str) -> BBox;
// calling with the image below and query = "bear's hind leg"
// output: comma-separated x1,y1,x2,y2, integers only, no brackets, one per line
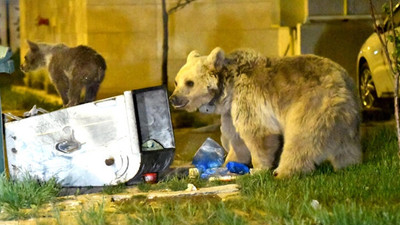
328,139,362,170
84,82,100,103
66,77,84,107
273,128,319,178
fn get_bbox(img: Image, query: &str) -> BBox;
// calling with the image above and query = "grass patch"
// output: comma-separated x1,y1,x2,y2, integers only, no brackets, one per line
0,173,61,220
76,201,106,225
0,124,399,224
0,85,61,112
137,174,234,192
232,126,400,224
102,183,127,195
118,195,245,225
114,126,400,224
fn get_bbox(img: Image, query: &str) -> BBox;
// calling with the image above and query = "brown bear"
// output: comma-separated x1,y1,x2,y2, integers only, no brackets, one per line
170,47,362,178
21,40,106,107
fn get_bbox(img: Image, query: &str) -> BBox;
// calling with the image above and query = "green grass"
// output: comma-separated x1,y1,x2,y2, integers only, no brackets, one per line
114,126,400,225
118,194,245,225
102,182,127,195
0,85,62,112
76,201,106,225
0,173,61,220
0,124,399,224
137,174,234,192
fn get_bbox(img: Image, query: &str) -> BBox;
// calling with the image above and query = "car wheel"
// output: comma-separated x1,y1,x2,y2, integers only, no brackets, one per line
359,63,378,109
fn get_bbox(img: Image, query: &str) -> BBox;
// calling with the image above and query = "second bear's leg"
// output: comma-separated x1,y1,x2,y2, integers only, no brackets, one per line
223,134,252,165
240,133,282,170
220,112,252,165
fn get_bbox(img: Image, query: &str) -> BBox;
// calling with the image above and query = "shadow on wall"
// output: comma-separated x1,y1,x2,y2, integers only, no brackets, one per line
302,20,374,82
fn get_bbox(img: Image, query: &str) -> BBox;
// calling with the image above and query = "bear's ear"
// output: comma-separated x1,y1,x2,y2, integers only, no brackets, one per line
187,50,200,62
206,47,225,71
27,40,39,52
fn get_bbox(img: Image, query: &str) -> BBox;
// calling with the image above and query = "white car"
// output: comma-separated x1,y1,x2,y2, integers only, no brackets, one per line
357,6,400,110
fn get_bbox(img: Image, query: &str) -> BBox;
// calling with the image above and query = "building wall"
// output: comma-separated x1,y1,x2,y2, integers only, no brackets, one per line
290,0,389,81
20,0,289,98
0,0,8,47
0,0,20,50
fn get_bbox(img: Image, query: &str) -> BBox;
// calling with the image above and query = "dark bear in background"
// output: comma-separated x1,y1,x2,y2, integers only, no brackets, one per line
21,40,106,107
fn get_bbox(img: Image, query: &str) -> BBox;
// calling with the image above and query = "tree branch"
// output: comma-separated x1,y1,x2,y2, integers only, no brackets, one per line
370,0,394,74
168,0,197,14
370,0,400,156
388,0,400,157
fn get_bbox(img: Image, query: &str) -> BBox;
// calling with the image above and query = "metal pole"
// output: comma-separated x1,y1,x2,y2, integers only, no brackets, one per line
5,0,10,47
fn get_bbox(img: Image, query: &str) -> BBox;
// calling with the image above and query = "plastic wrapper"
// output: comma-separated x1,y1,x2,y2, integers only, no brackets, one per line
226,161,250,175
192,138,225,173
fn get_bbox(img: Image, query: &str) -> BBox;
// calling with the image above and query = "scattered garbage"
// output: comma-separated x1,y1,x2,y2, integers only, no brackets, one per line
185,183,197,191
200,167,229,179
188,167,200,179
23,105,49,118
311,199,321,210
191,138,251,180
4,112,22,121
209,175,237,182
226,161,250,175
192,137,225,172
143,173,158,184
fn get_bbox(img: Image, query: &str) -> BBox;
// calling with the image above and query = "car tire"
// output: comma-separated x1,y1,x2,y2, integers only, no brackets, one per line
359,63,379,110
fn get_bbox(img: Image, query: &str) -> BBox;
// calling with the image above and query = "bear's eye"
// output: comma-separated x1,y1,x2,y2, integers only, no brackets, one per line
185,80,194,87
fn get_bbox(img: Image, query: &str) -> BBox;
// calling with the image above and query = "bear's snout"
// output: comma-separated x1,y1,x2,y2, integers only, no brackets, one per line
169,94,189,109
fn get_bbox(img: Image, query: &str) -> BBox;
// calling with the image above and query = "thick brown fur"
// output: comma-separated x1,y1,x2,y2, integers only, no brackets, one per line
170,47,362,178
21,40,106,107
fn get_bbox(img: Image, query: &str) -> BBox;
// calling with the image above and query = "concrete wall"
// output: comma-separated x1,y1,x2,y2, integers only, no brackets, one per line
0,0,20,51
0,0,7,47
20,0,86,46
281,0,389,27
20,0,290,98
282,0,389,82
300,20,374,82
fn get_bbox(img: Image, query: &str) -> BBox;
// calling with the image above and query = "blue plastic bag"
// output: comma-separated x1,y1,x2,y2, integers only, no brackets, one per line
192,138,225,173
226,161,250,175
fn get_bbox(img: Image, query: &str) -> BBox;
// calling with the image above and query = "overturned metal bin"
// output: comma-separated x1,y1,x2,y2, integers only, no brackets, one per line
3,86,175,186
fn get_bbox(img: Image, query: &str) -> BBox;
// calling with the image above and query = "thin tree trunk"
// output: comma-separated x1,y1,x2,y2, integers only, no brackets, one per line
387,0,400,155
370,0,400,155
162,0,168,86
